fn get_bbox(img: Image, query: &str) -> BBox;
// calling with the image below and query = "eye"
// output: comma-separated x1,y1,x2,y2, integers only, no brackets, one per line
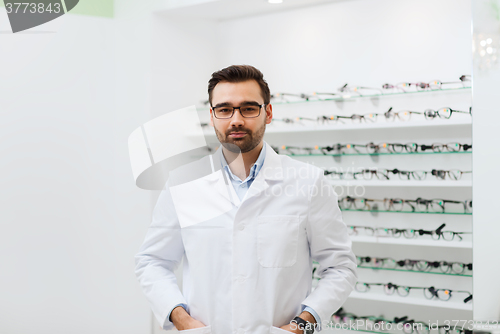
219,108,231,113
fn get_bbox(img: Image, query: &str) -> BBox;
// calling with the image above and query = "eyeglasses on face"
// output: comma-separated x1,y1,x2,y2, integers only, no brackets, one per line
211,103,266,119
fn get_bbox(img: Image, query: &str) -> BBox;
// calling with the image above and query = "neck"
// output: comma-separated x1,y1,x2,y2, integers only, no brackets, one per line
222,141,264,180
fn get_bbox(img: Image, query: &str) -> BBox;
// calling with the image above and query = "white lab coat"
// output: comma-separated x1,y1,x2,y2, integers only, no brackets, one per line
135,142,357,334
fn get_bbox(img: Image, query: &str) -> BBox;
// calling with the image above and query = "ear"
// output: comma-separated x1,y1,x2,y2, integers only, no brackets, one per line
209,109,214,127
265,104,273,125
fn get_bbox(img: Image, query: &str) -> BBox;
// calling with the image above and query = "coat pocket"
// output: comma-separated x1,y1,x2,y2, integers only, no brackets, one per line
257,215,300,268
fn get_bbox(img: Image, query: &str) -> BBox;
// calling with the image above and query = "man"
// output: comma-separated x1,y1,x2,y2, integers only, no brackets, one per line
135,65,357,334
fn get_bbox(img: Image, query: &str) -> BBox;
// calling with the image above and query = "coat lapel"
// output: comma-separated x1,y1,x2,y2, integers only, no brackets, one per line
240,142,284,205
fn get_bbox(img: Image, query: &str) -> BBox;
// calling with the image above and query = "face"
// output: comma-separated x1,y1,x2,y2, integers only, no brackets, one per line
210,80,272,153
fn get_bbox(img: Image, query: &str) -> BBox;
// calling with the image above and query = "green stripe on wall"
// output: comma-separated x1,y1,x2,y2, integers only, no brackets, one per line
68,0,113,18
1,0,114,18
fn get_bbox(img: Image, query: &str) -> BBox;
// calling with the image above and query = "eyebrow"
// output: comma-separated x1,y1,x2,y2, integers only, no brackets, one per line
213,101,262,108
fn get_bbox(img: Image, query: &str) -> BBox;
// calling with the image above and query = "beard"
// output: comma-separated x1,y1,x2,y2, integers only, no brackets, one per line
214,118,266,154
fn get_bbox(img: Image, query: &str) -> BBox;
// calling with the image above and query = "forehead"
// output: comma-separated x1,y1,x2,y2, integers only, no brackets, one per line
212,80,263,104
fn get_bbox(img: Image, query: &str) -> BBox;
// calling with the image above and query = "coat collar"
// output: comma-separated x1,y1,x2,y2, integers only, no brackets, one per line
211,141,283,206
213,141,283,182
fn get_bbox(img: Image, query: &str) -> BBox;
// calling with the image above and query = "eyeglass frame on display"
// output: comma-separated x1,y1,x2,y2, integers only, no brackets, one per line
355,256,473,274
355,282,472,303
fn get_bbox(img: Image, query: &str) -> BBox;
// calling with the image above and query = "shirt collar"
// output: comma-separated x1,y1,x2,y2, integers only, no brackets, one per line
221,142,267,182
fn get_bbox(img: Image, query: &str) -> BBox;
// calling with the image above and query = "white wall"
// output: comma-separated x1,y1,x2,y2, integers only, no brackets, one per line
472,0,500,322
0,9,152,334
215,0,471,93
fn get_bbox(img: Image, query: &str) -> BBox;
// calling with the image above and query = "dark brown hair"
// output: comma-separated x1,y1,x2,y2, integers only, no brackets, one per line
208,65,271,106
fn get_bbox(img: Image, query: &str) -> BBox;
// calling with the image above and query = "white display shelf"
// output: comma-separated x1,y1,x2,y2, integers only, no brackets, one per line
348,291,472,311
350,236,472,249
196,87,472,111
199,118,471,137
327,180,472,187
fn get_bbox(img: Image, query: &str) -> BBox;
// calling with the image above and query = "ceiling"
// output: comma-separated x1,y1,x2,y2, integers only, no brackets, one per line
156,0,350,21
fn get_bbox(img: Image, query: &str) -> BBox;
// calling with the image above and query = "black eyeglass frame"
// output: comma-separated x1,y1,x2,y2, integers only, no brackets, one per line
211,103,267,119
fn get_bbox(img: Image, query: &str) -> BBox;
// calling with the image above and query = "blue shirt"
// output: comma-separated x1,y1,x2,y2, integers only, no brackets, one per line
167,143,321,328
221,143,267,202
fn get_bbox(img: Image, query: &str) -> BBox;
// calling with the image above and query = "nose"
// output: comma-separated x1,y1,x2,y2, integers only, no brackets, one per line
229,108,245,128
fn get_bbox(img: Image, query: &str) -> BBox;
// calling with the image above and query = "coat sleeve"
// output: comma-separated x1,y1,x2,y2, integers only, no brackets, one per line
301,171,358,330
134,183,188,331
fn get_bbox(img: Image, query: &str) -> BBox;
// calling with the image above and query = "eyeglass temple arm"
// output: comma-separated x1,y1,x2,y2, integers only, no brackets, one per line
402,199,416,211
338,83,349,92
427,286,439,298
451,108,471,114
435,223,446,234
393,316,409,323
